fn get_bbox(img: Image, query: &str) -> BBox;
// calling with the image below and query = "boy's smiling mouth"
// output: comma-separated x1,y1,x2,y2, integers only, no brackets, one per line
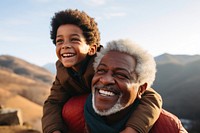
62,53,75,58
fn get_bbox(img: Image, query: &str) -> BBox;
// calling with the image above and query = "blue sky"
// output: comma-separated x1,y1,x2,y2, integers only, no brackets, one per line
0,0,200,66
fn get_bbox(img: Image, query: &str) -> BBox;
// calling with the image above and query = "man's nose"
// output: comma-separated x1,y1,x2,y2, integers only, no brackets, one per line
99,72,115,85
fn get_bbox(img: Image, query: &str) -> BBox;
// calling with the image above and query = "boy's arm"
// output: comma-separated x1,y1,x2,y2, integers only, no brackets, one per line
125,88,162,133
42,61,72,133
42,76,70,133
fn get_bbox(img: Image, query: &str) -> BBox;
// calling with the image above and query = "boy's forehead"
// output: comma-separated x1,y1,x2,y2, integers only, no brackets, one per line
56,24,84,36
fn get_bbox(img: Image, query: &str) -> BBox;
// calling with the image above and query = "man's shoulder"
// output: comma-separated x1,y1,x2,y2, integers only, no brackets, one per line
150,109,187,133
160,109,179,120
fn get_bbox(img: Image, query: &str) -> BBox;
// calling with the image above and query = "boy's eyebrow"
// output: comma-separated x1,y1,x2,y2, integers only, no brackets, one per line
56,34,81,38
56,34,62,38
70,33,81,37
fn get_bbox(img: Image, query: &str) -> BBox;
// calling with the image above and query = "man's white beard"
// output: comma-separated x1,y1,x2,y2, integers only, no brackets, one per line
92,93,126,116
92,83,140,116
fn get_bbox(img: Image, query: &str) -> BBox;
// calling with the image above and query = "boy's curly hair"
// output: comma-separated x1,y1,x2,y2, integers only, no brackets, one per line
50,9,100,48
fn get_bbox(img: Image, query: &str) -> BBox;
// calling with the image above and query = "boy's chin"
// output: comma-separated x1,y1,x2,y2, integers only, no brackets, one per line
61,61,74,68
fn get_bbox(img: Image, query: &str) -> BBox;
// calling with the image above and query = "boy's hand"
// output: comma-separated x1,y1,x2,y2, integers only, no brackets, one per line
120,127,138,133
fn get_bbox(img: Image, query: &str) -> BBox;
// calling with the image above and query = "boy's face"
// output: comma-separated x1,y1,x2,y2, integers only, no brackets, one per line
56,24,96,71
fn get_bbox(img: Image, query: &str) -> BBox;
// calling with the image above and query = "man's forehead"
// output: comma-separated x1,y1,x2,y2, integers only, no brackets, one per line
99,51,136,70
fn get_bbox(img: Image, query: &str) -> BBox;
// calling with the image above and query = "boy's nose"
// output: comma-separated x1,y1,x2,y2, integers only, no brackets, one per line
62,43,72,49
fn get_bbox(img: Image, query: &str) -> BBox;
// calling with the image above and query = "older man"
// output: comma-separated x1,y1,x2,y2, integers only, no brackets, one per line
83,39,187,133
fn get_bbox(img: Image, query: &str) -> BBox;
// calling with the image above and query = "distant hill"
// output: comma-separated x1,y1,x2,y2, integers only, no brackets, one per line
155,53,200,65
43,62,56,75
153,53,200,120
0,55,54,83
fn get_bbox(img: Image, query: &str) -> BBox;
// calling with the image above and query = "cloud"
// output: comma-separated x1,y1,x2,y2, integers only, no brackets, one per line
84,0,107,6
94,12,126,21
30,0,54,3
0,36,20,42
1,18,30,26
105,12,126,19
0,34,31,43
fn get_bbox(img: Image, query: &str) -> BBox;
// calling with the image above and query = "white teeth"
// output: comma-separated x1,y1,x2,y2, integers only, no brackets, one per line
99,89,115,96
62,53,74,57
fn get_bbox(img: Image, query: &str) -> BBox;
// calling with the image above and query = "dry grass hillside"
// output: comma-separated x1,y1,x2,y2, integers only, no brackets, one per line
0,55,54,132
0,69,51,105
0,88,42,132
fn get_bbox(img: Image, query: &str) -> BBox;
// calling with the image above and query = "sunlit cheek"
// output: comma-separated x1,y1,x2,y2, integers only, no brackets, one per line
80,44,90,54
56,48,61,60
123,82,139,105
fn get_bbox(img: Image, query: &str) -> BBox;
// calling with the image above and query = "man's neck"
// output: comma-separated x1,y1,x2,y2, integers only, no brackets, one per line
104,106,132,125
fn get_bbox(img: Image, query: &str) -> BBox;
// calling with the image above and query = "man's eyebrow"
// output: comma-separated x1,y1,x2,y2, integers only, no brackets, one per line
115,68,130,73
97,63,106,67
98,63,130,72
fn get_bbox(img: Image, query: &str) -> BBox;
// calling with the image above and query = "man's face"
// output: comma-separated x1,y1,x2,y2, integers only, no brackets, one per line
92,51,140,115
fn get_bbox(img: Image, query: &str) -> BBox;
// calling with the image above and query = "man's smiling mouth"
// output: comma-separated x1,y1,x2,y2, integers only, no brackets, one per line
98,89,115,96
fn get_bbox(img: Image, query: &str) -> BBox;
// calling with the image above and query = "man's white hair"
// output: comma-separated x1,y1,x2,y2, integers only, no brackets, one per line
93,39,156,88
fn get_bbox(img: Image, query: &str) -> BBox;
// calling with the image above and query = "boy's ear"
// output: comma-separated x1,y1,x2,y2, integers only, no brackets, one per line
137,83,147,99
88,44,97,55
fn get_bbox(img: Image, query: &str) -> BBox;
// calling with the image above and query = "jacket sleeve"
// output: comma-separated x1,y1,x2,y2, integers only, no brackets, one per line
126,88,163,133
42,76,70,133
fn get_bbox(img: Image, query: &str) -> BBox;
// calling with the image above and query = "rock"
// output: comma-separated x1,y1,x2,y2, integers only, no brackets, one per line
0,108,23,126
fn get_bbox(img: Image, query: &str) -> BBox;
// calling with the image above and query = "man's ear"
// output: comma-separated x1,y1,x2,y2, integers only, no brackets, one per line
88,44,97,55
137,83,147,99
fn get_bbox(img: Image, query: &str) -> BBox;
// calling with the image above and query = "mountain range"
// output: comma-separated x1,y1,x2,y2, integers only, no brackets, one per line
0,53,200,132
153,53,200,120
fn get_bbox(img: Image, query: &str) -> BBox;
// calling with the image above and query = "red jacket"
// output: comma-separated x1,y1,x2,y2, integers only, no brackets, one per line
62,95,188,133
150,109,188,133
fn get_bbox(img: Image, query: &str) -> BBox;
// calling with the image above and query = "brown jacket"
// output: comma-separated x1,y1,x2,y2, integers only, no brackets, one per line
42,56,95,133
42,55,162,133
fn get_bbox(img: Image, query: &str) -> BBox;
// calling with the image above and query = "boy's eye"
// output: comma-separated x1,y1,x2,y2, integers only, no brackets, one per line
71,38,81,42
56,39,63,44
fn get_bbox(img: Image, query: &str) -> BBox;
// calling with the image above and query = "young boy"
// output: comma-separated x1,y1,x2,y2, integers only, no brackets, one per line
42,9,162,133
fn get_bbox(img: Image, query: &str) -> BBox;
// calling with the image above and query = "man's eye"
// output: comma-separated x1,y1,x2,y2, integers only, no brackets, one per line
96,69,106,74
114,73,129,79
